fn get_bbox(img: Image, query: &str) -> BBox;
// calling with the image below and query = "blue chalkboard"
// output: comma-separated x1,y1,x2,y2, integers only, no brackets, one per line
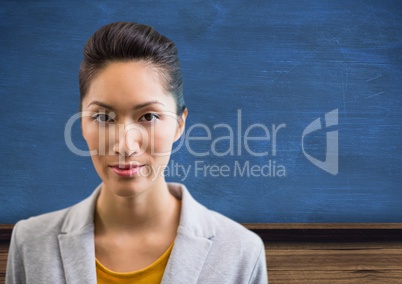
1,1,401,223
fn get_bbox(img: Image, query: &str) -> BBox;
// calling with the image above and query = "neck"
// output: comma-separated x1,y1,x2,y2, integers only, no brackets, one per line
95,179,181,233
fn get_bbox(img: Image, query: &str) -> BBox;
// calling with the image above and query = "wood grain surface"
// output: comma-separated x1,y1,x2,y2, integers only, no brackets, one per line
1,224,402,283
266,241,402,284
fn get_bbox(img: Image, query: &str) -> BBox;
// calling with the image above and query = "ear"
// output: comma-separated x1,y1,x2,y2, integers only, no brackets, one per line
174,108,188,142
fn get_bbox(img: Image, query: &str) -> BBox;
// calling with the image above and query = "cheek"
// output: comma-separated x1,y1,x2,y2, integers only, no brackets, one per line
147,123,177,155
84,127,108,173
83,127,109,165
82,122,99,150
83,123,114,153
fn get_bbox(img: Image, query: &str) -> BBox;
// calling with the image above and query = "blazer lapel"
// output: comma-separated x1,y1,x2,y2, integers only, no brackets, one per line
58,226,97,284
55,183,214,284
161,227,212,284
161,183,216,284
57,185,101,284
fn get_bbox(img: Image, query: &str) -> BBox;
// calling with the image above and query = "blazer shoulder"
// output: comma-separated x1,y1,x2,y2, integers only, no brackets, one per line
203,208,266,276
208,209,264,248
13,207,70,242
12,186,100,244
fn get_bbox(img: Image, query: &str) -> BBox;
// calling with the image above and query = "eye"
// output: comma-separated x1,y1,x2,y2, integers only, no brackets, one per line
139,113,160,122
93,113,114,123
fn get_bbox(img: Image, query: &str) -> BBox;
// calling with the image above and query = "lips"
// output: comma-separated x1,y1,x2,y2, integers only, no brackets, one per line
109,163,145,178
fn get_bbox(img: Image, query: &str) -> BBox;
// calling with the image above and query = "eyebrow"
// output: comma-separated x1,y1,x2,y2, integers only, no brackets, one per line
86,100,165,111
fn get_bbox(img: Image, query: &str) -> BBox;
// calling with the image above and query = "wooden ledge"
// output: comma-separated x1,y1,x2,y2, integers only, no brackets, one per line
0,225,13,241
243,223,402,242
2,223,402,242
244,223,402,230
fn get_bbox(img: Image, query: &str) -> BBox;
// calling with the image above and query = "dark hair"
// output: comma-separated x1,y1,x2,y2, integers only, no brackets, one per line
79,22,185,115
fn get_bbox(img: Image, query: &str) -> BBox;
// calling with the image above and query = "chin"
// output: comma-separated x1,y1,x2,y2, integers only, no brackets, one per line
104,176,153,198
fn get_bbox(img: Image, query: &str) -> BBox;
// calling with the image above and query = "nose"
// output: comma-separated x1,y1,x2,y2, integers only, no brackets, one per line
113,122,145,157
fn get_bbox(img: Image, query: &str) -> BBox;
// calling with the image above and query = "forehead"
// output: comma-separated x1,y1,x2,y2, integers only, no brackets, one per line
89,61,162,94
83,61,175,109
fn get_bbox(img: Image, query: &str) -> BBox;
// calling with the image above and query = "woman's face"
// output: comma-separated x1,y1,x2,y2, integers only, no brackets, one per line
81,61,186,197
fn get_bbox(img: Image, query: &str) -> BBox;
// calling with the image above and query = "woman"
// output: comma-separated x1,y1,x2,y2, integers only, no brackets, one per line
6,22,267,284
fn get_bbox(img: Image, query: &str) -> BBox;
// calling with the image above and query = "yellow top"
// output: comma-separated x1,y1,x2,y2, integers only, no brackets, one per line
96,243,174,284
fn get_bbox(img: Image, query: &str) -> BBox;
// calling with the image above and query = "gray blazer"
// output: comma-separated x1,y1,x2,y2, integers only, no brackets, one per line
6,183,268,283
